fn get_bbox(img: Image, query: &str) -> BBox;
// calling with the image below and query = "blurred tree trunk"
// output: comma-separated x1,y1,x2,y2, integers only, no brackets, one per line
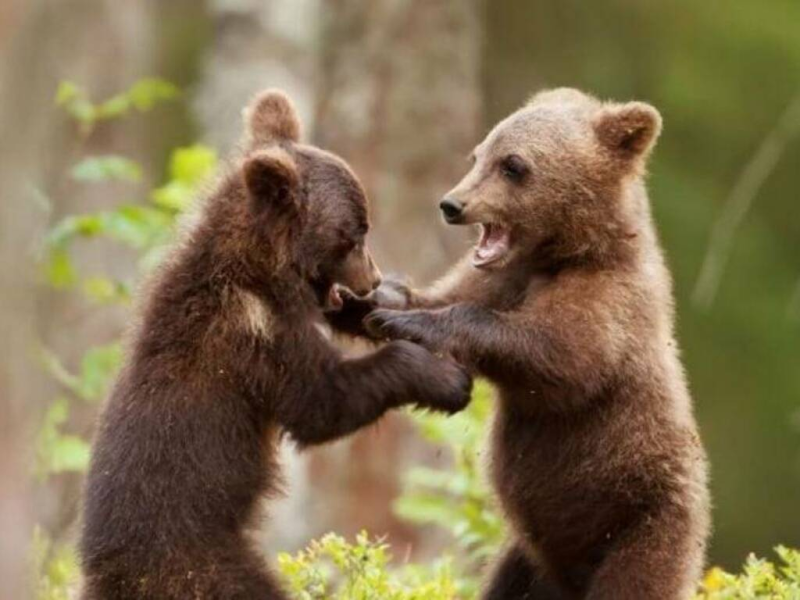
307,0,482,557
315,0,481,281
0,1,210,596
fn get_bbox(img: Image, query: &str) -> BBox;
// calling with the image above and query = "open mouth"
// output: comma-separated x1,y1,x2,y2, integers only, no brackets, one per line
473,223,511,268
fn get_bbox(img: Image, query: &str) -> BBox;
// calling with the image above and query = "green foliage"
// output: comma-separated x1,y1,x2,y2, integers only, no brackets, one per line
35,398,91,481
696,547,800,599
56,78,179,135
42,143,216,287
39,78,216,465
276,535,800,600
71,155,143,183
277,532,457,600
30,527,80,600
394,380,504,594
40,343,122,403
31,78,210,600
42,248,77,289
151,144,218,212
81,276,131,305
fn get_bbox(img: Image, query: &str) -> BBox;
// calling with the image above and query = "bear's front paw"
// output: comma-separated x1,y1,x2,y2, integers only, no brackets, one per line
365,309,426,343
423,355,473,415
324,288,378,338
372,276,412,310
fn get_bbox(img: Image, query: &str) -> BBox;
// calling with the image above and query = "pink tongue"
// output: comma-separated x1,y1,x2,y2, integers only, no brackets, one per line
474,225,510,266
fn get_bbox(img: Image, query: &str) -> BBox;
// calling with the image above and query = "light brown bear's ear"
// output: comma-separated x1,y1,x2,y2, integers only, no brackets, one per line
242,147,300,215
528,87,587,106
244,89,301,146
593,101,662,160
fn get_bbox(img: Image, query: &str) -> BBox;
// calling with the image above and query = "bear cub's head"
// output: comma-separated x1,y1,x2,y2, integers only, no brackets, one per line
240,90,381,309
440,88,662,269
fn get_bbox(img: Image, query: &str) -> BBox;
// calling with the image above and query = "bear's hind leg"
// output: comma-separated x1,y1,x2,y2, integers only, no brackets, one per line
585,504,704,600
481,543,565,600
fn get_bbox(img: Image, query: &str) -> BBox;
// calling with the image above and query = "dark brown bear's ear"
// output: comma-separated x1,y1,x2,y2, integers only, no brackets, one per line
244,89,301,146
593,101,662,160
242,147,300,215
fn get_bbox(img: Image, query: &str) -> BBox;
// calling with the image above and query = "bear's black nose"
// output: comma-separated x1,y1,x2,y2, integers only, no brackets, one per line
439,197,464,223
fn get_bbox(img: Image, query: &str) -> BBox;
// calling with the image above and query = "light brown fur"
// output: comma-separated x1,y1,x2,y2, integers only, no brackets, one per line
365,88,710,599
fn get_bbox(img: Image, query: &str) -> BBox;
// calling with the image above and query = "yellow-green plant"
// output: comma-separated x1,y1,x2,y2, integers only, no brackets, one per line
277,531,457,600
696,547,800,600
393,380,504,595
30,526,80,600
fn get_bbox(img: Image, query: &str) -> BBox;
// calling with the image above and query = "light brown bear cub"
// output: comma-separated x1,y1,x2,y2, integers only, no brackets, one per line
366,88,710,599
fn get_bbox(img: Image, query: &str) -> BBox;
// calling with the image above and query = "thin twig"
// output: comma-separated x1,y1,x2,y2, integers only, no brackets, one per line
692,91,800,309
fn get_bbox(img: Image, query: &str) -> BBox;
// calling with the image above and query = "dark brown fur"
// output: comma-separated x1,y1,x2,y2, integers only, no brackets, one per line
78,90,471,600
365,89,710,599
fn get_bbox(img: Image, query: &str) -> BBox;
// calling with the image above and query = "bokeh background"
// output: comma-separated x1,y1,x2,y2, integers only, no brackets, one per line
1,0,798,597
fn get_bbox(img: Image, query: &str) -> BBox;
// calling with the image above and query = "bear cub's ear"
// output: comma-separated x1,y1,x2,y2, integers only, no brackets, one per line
243,147,300,215
244,89,302,146
593,101,662,160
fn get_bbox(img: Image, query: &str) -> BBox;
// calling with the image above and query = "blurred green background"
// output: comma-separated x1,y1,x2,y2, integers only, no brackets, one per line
1,0,798,596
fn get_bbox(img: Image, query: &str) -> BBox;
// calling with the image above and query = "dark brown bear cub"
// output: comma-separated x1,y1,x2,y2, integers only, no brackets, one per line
366,88,710,599
78,90,471,600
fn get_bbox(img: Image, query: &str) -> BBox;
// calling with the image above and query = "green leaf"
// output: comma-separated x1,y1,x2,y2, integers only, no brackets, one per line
150,180,196,212
43,397,69,427
82,276,130,305
43,249,77,289
45,214,105,248
103,204,174,250
76,343,122,401
54,81,96,128
394,494,461,528
95,94,131,120
71,156,142,183
55,81,81,106
45,205,174,255
169,144,217,184
128,78,180,111
151,145,217,212
55,78,179,133
35,398,90,479
48,435,91,473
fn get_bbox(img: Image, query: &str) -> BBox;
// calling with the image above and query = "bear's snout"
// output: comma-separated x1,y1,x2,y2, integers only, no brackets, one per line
439,196,465,224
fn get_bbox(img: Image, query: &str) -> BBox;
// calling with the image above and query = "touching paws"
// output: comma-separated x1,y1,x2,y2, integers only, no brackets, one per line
327,276,414,339
371,276,413,310
364,309,431,345
324,288,379,338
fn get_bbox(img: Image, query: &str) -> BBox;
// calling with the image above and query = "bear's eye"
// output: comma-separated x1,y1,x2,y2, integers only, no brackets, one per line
499,155,529,184
336,230,357,256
